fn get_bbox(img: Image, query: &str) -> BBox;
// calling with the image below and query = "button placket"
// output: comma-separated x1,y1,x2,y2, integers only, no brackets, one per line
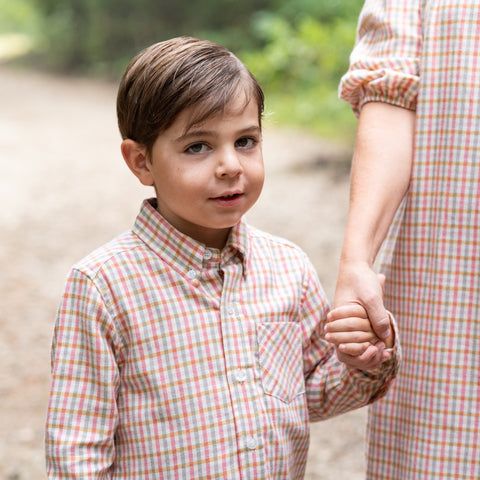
220,264,265,467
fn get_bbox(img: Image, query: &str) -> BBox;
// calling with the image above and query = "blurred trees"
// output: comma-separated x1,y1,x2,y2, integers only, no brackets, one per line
243,10,359,139
31,0,273,73
7,0,362,140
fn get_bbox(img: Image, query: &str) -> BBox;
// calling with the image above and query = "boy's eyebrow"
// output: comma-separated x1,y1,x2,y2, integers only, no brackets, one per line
174,130,213,143
174,125,261,143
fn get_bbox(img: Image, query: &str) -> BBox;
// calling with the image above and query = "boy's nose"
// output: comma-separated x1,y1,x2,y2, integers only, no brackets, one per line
216,149,243,177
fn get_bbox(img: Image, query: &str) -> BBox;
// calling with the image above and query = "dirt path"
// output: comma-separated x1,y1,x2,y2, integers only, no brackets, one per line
0,66,366,479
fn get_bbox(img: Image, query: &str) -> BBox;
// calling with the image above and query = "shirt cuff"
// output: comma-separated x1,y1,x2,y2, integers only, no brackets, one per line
361,310,401,377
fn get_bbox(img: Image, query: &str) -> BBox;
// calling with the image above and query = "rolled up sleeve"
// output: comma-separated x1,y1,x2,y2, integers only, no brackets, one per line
339,0,421,116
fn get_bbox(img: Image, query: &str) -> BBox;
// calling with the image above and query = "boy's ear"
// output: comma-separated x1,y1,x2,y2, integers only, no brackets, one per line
121,139,154,186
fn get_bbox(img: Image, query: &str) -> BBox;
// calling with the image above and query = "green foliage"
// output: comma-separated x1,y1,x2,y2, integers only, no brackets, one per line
271,0,363,23
0,0,38,34
241,11,359,141
30,0,272,75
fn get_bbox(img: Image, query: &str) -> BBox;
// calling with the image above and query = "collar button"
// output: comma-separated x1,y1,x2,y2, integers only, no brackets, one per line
187,269,198,280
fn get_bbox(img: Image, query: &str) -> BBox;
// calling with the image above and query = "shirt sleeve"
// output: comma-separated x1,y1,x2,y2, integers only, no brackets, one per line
339,0,421,116
299,254,401,422
45,267,121,478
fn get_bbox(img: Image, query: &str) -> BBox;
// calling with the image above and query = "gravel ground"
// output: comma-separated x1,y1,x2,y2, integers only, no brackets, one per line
0,66,367,479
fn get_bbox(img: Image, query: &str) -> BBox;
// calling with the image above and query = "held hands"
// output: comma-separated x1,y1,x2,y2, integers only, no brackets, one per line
325,303,394,371
326,260,394,370
335,261,391,341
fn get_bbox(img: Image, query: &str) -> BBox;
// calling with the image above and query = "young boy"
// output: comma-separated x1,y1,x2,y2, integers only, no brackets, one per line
45,37,399,479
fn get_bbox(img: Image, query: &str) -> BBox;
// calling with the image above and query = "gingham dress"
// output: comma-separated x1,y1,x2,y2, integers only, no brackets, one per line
340,1,480,478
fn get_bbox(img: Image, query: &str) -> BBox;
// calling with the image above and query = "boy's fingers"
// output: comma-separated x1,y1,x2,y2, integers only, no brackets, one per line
325,330,377,344
325,317,372,334
336,346,383,370
355,345,383,366
327,304,367,321
338,342,371,356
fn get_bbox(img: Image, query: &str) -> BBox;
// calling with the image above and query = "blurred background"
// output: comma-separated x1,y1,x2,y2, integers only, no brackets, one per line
0,0,361,140
0,1,367,478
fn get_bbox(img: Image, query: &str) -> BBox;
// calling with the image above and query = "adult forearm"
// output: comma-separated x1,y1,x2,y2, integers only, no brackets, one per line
332,102,415,345
341,102,415,266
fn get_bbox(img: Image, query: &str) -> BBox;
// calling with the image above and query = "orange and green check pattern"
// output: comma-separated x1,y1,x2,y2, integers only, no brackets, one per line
340,1,480,478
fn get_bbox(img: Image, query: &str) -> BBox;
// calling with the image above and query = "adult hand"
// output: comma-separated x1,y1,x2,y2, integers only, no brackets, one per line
332,261,390,368
335,260,391,340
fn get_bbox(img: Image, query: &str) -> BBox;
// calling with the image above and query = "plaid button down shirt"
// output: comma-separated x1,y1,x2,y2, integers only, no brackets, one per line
46,199,399,479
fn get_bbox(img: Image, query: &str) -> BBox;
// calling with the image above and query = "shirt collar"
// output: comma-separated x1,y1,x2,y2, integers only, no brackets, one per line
132,198,249,276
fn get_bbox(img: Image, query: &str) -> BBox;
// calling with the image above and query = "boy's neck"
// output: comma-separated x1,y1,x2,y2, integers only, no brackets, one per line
201,228,232,250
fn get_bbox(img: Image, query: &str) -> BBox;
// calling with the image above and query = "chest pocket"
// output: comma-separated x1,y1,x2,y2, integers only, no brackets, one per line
257,322,305,404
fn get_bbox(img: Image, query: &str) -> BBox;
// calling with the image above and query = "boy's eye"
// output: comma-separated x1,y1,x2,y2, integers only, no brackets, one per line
186,143,208,154
235,137,256,148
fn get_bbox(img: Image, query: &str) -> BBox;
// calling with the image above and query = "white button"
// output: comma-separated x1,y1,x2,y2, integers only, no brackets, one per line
204,249,213,260
246,436,258,450
235,369,247,382
227,306,235,316
187,269,198,280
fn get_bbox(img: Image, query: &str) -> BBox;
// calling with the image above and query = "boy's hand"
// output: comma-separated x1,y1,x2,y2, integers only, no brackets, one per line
325,304,393,370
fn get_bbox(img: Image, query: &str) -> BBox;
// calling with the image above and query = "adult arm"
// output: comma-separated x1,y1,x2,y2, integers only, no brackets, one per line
333,102,414,364
335,0,421,365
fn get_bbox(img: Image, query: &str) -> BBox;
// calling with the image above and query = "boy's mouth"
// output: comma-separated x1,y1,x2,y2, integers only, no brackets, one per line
220,193,241,199
211,192,244,205
212,190,243,200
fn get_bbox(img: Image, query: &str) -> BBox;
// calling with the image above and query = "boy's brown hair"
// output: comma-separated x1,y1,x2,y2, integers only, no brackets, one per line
117,37,265,154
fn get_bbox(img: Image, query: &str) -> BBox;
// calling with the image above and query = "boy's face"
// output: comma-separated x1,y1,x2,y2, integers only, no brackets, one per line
128,92,264,249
